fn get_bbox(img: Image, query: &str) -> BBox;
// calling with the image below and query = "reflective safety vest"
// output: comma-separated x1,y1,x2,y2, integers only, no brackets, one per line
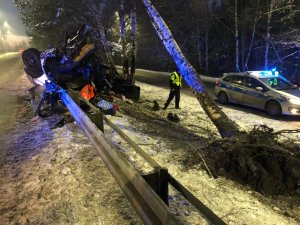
170,71,182,87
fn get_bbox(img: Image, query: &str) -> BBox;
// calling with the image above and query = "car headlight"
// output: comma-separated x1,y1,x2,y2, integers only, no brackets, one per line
289,97,300,105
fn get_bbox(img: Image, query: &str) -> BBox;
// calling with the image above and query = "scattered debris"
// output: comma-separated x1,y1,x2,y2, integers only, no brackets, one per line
52,118,66,129
96,99,118,115
167,113,180,123
152,100,160,111
206,125,300,194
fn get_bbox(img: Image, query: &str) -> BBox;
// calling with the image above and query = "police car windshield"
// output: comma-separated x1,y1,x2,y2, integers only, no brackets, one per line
259,77,296,90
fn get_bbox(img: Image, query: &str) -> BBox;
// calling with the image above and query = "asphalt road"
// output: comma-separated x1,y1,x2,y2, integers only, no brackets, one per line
0,52,30,164
0,53,24,133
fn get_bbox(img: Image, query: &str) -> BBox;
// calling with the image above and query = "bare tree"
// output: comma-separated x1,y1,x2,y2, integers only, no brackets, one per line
128,0,137,84
235,0,240,72
87,0,119,77
204,0,210,74
265,0,274,69
244,0,261,70
119,0,129,78
140,0,241,138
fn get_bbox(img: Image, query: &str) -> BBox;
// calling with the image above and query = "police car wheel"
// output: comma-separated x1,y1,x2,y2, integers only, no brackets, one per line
266,100,282,117
218,92,228,104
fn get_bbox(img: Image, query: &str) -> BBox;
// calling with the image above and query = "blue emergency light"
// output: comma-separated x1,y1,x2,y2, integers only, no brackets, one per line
249,68,279,77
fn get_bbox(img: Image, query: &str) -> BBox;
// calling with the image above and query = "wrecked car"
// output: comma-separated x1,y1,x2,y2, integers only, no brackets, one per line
22,24,140,116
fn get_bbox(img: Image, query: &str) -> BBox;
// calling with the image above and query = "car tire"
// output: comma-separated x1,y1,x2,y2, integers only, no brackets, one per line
218,92,228,104
22,48,43,78
266,100,282,116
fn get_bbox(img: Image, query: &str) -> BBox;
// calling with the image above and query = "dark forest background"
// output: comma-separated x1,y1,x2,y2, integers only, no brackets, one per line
14,0,300,82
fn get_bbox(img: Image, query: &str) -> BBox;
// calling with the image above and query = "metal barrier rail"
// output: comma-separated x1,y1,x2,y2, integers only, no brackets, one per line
60,88,179,225
60,88,226,225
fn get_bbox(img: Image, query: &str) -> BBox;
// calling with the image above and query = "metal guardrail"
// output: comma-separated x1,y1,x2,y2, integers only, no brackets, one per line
60,88,179,225
60,88,226,225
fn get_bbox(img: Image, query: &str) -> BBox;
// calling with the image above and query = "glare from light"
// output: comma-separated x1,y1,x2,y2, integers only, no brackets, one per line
249,71,272,77
290,108,299,114
249,69,281,77
289,97,300,105
3,21,9,28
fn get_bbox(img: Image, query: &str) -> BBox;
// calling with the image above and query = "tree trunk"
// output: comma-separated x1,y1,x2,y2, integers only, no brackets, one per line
244,21,257,70
140,0,241,138
265,0,274,69
244,0,260,70
235,0,240,72
119,0,129,78
204,0,210,74
88,1,118,76
95,16,118,76
205,31,209,74
196,28,202,70
241,3,245,71
128,0,137,84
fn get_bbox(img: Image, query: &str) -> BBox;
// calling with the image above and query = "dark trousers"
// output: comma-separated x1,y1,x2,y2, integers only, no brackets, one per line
165,86,180,108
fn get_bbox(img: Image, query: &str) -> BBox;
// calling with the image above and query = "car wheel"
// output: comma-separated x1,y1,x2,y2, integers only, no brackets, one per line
218,92,228,104
22,48,43,78
266,100,282,116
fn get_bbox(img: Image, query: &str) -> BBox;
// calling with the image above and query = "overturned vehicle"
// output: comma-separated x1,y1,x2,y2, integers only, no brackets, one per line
22,24,140,116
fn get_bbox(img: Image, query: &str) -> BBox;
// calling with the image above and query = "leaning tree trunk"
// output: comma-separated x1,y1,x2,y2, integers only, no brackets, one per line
140,0,241,138
119,0,129,78
128,0,137,84
265,0,274,69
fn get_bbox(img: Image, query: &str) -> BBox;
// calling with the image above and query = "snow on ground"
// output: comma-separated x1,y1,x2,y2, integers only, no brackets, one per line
1,65,299,224
104,80,300,225
0,69,142,224
0,104,142,225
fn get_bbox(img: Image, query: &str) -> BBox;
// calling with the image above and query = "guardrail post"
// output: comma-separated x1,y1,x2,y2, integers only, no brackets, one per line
143,168,169,205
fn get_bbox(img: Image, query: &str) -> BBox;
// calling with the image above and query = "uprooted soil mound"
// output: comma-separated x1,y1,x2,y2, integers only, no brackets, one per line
207,125,300,195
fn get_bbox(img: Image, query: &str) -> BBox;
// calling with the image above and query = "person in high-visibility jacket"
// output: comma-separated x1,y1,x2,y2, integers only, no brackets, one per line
163,71,182,110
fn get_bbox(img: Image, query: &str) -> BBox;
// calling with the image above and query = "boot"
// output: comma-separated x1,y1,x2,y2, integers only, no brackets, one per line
163,103,168,110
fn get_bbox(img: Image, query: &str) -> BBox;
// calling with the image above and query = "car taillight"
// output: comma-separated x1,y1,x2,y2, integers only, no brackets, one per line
215,80,221,86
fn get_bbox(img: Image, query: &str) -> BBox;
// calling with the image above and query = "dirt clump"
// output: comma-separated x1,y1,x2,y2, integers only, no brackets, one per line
207,125,300,195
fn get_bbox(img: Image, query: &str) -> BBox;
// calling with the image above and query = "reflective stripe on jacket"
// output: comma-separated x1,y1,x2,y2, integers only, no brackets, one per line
170,71,182,87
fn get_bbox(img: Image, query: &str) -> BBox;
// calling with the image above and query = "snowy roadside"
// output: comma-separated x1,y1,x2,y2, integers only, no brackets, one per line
104,80,300,225
1,69,299,224
0,72,142,225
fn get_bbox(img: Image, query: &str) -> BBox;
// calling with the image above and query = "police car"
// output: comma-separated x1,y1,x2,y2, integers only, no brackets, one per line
215,70,300,116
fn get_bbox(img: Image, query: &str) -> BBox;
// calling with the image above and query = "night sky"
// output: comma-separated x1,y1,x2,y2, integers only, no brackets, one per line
0,0,25,35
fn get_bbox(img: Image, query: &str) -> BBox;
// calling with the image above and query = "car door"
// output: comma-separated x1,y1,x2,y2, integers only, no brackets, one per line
241,77,269,109
226,75,245,103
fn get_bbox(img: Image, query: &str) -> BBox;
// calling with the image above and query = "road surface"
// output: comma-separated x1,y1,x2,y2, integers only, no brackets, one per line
0,52,31,164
